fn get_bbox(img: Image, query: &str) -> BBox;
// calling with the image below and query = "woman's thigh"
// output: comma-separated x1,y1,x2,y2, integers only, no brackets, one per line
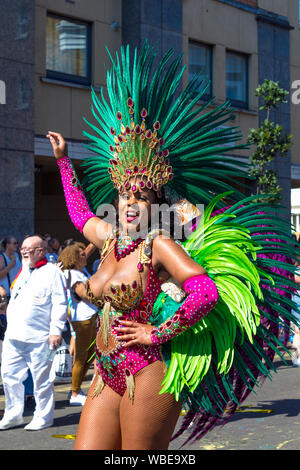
74,375,122,450
120,361,182,450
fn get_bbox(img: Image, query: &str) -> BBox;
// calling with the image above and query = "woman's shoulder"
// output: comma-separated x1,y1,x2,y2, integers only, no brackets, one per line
152,232,186,253
151,231,189,269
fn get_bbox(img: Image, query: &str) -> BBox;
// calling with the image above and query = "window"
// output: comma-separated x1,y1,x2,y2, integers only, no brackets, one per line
226,51,248,108
46,14,91,85
188,41,212,99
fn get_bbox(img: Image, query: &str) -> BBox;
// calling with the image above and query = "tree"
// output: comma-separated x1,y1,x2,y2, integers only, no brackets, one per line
247,79,292,202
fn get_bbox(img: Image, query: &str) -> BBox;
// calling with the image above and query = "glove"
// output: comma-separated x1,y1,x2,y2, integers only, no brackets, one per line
151,273,218,345
57,156,95,233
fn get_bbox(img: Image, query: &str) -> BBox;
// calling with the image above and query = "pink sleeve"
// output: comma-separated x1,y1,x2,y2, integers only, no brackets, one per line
57,156,96,233
151,274,218,345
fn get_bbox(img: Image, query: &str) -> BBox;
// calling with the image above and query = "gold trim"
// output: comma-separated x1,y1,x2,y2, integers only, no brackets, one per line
92,374,105,398
100,301,111,347
125,370,135,404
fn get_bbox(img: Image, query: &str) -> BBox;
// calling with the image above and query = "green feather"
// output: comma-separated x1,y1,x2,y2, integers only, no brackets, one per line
80,41,250,209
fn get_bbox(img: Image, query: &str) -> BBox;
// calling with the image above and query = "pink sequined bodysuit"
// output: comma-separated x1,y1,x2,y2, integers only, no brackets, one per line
56,155,219,397
87,262,163,396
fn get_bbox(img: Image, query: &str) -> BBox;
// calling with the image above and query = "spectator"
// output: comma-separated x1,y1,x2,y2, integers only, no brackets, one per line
0,285,7,364
61,238,75,250
292,260,300,366
43,233,51,242
46,237,60,263
60,239,97,277
0,236,22,300
92,258,100,274
0,235,68,431
58,242,97,406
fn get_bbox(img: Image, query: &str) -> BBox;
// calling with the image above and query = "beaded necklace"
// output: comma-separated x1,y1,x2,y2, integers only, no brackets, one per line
114,233,143,261
99,228,169,273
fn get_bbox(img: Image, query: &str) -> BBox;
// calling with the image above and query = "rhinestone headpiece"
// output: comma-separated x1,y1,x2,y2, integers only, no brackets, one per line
108,98,173,197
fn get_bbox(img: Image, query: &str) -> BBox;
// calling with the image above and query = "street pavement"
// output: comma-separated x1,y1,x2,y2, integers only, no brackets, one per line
1,350,300,451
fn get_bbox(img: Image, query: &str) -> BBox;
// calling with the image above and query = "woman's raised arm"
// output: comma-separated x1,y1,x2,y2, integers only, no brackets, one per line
47,131,112,250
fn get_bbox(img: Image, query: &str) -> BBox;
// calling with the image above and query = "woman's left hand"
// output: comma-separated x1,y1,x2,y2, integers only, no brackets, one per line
115,320,154,347
69,335,76,360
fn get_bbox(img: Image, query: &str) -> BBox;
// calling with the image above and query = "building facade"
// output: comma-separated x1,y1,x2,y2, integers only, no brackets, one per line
0,0,299,243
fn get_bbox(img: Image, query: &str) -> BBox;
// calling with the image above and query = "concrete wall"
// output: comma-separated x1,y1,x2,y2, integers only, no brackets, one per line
122,0,183,60
0,0,35,242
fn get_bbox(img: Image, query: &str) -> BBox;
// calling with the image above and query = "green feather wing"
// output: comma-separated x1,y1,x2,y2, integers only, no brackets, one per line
151,193,263,397
151,193,300,413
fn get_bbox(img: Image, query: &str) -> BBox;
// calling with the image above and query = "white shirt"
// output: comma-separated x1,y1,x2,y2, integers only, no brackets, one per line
5,263,68,343
64,269,98,322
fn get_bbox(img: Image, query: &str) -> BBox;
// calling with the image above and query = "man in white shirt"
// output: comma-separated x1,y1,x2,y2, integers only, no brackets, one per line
0,235,68,431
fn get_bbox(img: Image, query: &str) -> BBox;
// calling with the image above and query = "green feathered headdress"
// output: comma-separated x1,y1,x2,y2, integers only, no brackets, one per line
81,41,250,211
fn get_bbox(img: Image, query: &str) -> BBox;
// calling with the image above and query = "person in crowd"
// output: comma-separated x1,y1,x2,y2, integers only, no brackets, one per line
0,236,22,300
61,238,75,250
0,285,7,364
92,258,100,274
0,234,68,431
58,242,97,406
60,238,97,276
292,254,300,366
46,237,61,263
43,233,52,242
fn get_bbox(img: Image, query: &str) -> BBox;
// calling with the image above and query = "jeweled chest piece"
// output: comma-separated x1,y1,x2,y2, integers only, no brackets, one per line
114,234,143,261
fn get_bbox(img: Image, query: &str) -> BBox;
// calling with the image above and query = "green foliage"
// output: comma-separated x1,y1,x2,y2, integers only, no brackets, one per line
255,79,288,113
247,79,292,202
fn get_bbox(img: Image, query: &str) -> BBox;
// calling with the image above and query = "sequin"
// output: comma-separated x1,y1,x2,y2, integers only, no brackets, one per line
92,262,163,396
151,274,219,345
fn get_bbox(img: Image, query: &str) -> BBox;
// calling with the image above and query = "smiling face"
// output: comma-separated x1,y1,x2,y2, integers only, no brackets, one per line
20,236,47,268
118,180,157,237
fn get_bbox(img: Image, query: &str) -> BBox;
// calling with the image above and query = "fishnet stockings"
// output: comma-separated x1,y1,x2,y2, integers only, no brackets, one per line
74,361,182,450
